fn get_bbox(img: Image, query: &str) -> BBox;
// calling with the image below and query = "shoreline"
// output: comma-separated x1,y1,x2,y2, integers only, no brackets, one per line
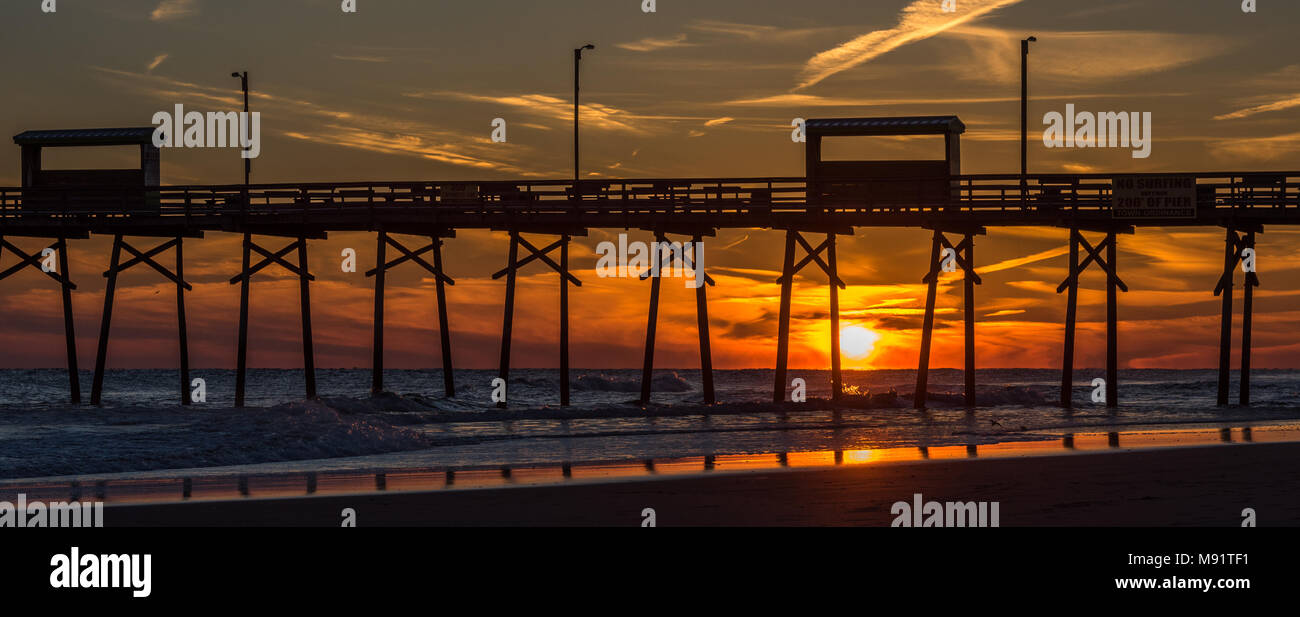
5,422,1297,503
103,440,1300,526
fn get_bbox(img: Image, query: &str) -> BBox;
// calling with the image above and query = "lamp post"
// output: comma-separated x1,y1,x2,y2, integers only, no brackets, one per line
232,71,250,185
1020,36,1036,201
574,44,594,201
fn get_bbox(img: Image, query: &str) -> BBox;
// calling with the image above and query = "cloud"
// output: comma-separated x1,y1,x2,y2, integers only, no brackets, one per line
704,117,734,127
1214,94,1300,120
727,93,1019,107
797,0,1025,89
91,67,543,175
724,92,1165,108
332,54,391,64
406,91,700,134
146,53,169,72
616,34,694,52
282,128,538,175
151,0,197,21
947,26,1236,85
1061,163,1102,174
1211,132,1300,161
979,246,1071,275
686,19,851,44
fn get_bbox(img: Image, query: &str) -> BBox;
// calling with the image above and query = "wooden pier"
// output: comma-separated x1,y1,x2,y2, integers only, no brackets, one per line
3,120,1298,408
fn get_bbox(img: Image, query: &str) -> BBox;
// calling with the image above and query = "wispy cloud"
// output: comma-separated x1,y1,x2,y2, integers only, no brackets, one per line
724,92,1172,107
281,128,539,175
332,54,391,63
727,93,1020,107
948,26,1234,84
1214,94,1300,120
92,67,544,175
687,20,847,43
151,0,197,21
1211,132,1300,161
616,34,694,52
797,0,1024,89
405,91,701,134
980,246,1070,275
704,117,734,127
146,53,169,73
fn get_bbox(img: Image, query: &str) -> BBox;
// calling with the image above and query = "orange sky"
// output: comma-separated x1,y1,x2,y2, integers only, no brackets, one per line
1,0,1298,371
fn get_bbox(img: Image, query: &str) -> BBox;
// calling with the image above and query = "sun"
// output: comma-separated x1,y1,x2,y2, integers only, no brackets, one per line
840,325,881,360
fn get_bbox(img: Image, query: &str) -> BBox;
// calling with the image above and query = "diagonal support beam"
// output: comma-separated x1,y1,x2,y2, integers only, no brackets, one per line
775,233,846,288
248,241,313,281
1057,229,1128,408
228,241,300,284
772,229,850,404
639,231,718,405
370,232,456,396
0,238,76,288
232,234,317,407
497,231,579,407
638,238,716,287
115,239,193,290
0,237,81,403
915,229,981,408
365,235,455,285
108,237,177,276
1056,234,1127,293
491,236,582,287
91,235,191,407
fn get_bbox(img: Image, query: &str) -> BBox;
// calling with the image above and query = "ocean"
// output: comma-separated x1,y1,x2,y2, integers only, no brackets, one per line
1,367,1297,484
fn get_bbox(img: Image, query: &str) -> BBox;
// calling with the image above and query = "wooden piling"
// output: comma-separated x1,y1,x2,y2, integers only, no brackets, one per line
298,237,316,399
372,231,387,394
1241,230,1256,406
1105,232,1118,408
175,238,190,406
693,235,716,405
560,235,571,407
1217,226,1236,406
234,233,251,408
57,237,81,404
497,233,519,408
90,235,123,407
432,237,455,397
773,230,796,404
640,234,665,405
1211,226,1232,405
963,233,976,408
1060,229,1079,408
914,230,941,409
828,234,842,401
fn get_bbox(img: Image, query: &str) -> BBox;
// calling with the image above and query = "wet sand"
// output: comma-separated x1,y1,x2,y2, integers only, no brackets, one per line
106,441,1300,526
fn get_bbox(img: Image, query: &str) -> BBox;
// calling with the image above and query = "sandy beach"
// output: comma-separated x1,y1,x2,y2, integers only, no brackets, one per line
104,441,1300,527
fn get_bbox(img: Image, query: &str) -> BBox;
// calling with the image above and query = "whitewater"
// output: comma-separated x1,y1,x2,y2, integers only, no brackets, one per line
1,368,1296,481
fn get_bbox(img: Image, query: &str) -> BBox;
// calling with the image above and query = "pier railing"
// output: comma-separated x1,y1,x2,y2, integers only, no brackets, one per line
1,172,1297,230
2,171,1295,411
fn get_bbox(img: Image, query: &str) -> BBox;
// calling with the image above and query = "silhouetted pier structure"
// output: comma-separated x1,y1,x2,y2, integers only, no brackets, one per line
2,118,1298,409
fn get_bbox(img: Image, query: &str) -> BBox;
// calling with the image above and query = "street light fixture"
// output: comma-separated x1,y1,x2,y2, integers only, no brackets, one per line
1021,36,1036,202
574,44,595,201
232,71,250,186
